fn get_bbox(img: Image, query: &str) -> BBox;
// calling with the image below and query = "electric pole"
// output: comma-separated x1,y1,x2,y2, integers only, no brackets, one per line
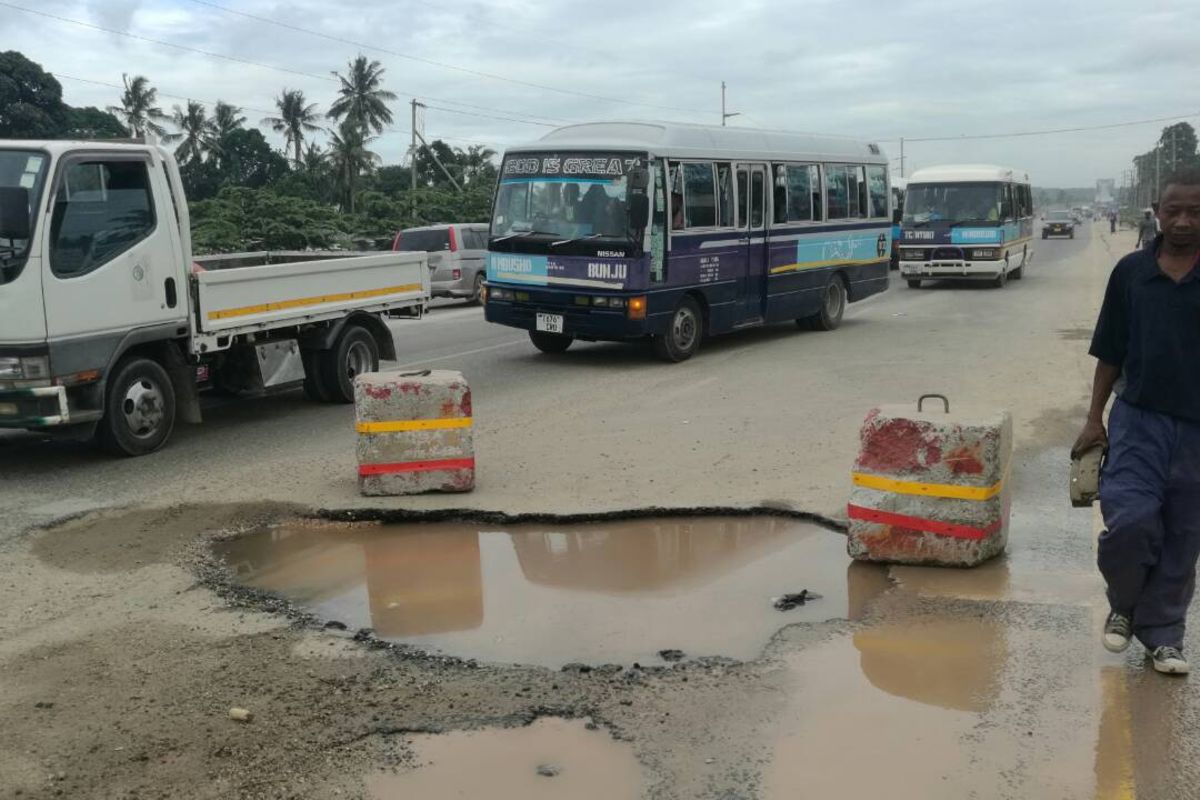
410,99,422,219
721,81,739,127
899,137,905,179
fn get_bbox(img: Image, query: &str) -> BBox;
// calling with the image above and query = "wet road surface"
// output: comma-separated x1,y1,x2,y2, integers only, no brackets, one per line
9,224,1199,798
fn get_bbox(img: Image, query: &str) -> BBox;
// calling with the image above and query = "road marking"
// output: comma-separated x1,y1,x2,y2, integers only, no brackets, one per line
391,339,527,369
851,471,1005,501
356,417,472,433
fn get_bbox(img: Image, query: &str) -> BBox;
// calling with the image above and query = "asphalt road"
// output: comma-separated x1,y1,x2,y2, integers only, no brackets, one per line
9,221,1200,799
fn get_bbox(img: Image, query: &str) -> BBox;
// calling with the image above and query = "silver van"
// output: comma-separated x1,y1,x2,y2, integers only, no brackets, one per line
392,223,489,303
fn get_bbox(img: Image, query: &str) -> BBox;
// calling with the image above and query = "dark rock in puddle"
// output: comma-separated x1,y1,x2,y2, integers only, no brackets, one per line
772,590,823,611
658,649,685,662
352,627,375,641
594,664,623,676
536,764,560,778
561,663,592,675
322,620,348,631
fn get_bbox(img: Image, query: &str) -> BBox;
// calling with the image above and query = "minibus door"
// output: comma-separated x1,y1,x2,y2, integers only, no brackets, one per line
735,162,768,324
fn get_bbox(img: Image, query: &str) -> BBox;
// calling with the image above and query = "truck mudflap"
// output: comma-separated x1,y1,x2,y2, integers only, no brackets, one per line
0,385,70,427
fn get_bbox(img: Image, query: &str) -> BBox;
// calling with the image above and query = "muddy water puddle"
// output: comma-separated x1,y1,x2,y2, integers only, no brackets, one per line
763,610,1139,799
216,515,856,666
367,718,642,799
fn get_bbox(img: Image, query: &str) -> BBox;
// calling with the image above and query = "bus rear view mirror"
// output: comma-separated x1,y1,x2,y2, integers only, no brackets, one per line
892,208,903,224
628,166,649,192
0,187,31,240
627,193,650,229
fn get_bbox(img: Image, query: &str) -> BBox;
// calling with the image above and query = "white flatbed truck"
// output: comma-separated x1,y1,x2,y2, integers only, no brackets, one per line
0,140,430,456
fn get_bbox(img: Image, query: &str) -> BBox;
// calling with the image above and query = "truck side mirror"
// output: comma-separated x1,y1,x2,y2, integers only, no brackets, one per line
0,187,31,240
892,208,903,225
627,193,650,229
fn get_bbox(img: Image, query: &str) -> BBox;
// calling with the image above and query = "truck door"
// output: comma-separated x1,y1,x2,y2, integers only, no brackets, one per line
735,162,768,323
40,151,187,375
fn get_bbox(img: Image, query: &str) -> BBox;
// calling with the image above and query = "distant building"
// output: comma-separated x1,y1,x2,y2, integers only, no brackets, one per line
1096,178,1115,205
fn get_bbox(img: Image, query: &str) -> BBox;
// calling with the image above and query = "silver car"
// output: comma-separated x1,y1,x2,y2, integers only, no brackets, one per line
392,223,489,303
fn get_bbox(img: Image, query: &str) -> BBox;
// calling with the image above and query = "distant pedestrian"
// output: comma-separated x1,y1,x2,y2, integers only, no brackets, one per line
1073,167,1200,675
1109,210,1117,234
1137,210,1158,248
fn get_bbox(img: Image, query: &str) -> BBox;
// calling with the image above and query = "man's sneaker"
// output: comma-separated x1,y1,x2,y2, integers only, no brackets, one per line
1150,646,1190,675
1103,611,1132,653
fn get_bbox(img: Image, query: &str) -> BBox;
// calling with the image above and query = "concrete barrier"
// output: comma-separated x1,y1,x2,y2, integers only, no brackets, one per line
354,369,474,496
847,398,1011,567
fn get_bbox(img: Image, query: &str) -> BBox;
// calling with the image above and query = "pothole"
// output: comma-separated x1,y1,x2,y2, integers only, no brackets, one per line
366,717,642,799
214,514,856,667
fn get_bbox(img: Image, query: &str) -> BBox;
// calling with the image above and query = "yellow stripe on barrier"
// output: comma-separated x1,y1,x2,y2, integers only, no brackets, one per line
852,471,1004,501
356,417,473,433
208,283,423,321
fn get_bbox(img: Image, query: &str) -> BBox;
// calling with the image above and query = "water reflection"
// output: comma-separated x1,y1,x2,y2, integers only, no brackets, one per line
216,515,848,666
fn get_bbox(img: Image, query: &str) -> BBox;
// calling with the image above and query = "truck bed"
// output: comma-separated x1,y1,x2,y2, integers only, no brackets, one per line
195,251,429,336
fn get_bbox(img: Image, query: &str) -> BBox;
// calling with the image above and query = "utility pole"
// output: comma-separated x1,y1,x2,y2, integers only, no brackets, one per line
1155,145,1161,204
410,99,422,219
720,81,739,127
899,137,905,179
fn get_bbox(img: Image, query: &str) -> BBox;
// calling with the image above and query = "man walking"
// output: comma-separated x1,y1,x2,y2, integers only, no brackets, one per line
1108,209,1117,234
1137,209,1159,248
1074,168,1200,675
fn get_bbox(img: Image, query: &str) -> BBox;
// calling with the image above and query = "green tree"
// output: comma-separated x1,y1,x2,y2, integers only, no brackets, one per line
459,144,497,185
0,50,68,138
262,89,322,166
63,106,127,138
1158,122,1199,177
107,74,175,139
327,56,396,136
171,100,214,166
328,121,380,213
208,101,246,166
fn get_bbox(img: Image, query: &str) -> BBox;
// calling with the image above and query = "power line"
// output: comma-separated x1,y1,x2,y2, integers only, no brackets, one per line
422,104,556,128
880,111,1200,144
181,0,710,116
53,73,504,149
6,1,571,132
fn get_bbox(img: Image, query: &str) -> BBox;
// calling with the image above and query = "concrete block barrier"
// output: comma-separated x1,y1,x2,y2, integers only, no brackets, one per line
354,369,474,496
847,396,1011,567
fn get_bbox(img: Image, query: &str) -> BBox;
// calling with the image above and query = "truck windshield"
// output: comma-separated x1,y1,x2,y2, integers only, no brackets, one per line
491,151,644,243
903,182,1003,226
0,150,49,286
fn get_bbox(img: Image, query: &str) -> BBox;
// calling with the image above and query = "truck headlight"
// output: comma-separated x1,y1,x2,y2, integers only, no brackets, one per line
0,356,49,380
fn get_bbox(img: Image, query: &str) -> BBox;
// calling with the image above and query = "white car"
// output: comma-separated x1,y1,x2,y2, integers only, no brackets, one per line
393,223,489,303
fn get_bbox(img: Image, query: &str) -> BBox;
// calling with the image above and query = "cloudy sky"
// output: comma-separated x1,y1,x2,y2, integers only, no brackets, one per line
3,0,1198,186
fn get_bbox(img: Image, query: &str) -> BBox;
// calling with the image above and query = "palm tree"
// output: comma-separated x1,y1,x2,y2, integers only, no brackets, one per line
327,121,380,213
208,102,246,167
107,74,176,140
262,89,322,167
460,144,497,184
171,101,214,165
327,56,396,136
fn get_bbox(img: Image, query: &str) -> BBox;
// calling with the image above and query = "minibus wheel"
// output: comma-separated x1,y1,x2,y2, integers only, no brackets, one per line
654,297,702,362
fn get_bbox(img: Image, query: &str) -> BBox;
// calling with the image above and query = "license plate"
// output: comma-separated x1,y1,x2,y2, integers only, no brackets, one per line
536,313,564,334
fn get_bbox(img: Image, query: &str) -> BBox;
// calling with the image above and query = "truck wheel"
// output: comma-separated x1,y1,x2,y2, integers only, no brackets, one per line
799,275,846,331
320,325,379,404
529,331,573,353
653,297,702,362
992,270,1008,289
99,357,177,456
301,349,329,402
906,279,922,289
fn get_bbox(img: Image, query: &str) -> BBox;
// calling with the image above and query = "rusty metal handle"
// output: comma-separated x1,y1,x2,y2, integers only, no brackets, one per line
399,369,432,377
918,394,950,413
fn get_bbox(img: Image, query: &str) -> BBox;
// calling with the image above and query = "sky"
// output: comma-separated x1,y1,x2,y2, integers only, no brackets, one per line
2,0,1198,187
